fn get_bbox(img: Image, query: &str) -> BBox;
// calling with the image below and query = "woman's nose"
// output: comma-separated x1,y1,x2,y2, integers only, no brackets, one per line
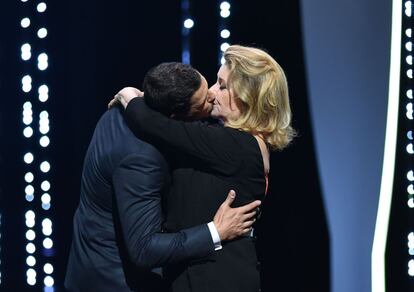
207,89,216,103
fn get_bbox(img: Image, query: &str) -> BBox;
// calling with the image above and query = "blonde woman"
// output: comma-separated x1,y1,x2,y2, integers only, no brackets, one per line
115,45,295,292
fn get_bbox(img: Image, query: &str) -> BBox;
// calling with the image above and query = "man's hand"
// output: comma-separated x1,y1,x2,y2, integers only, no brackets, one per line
108,87,144,109
213,190,261,241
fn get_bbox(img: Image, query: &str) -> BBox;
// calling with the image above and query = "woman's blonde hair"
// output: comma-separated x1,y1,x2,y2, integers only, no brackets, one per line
223,45,296,150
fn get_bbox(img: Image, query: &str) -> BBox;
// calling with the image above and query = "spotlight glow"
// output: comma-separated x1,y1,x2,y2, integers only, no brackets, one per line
25,172,34,183
37,2,47,13
26,269,36,278
220,29,230,38
27,276,36,286
43,263,53,274
21,43,32,61
406,1,412,17
44,276,54,287
26,229,36,241
23,126,33,138
38,84,49,102
408,184,414,195
407,143,414,154
25,210,35,220
43,238,53,249
407,103,414,120
41,193,51,204
26,256,36,267
184,18,194,29
409,259,414,276
40,136,50,147
220,9,231,18
24,152,34,164
37,53,49,71
220,1,231,10
26,243,36,254
21,18,30,28
41,181,51,192
409,198,414,208
37,28,48,39
39,110,49,119
40,161,51,173
39,123,50,134
25,185,34,196
42,203,51,210
220,42,230,52
22,75,32,84
42,219,53,236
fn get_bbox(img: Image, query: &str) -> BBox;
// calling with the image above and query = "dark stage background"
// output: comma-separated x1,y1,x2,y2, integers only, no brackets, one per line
1,1,329,291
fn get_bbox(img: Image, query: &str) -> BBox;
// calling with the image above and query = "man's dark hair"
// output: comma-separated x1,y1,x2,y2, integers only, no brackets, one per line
143,62,201,117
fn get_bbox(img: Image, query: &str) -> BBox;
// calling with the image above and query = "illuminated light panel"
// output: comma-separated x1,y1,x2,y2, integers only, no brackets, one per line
371,0,403,291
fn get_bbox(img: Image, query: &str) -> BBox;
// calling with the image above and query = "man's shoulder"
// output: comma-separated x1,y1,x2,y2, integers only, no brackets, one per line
92,107,166,165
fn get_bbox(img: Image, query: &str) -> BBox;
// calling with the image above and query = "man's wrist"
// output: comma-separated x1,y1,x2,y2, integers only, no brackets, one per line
207,222,222,251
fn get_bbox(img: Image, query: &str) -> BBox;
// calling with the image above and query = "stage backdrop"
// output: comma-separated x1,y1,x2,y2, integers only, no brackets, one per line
301,0,392,291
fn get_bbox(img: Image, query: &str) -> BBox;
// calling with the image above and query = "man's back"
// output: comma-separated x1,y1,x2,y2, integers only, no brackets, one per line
65,107,169,291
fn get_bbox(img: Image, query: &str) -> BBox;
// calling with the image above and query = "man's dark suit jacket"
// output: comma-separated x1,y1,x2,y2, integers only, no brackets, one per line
65,107,214,292
125,99,265,292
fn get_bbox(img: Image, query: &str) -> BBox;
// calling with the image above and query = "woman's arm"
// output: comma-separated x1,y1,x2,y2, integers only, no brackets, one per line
124,97,242,175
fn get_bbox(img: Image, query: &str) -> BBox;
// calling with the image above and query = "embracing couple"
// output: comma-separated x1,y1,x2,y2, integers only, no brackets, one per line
65,45,295,292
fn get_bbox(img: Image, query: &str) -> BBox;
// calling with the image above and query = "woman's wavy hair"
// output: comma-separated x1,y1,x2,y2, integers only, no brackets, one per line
223,45,296,150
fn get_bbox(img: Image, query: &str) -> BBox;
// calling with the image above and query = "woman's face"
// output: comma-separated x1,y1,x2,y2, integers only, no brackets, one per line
209,64,242,122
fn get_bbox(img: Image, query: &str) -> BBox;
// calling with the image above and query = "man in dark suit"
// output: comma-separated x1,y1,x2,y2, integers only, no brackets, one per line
65,62,260,292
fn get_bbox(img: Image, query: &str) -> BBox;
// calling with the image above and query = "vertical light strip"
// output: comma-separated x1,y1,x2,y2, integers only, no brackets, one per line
21,1,54,289
35,2,55,290
181,0,193,64
372,0,402,291
404,0,414,280
20,0,37,287
218,1,231,65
